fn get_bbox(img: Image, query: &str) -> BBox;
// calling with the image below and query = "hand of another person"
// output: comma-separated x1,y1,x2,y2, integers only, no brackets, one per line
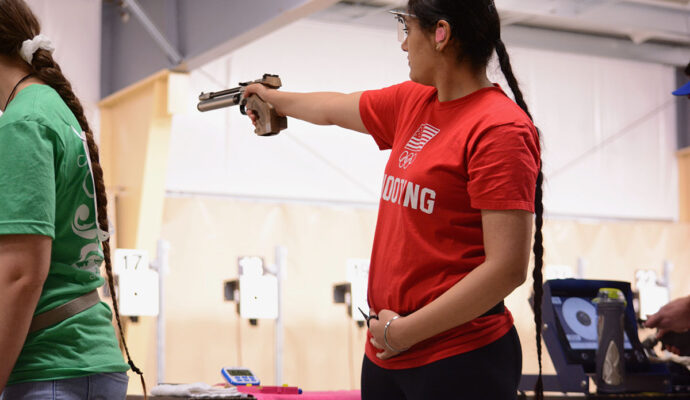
368,309,410,360
645,295,690,338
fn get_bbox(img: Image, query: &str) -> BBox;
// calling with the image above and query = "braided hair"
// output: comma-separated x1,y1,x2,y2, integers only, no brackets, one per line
0,0,146,396
408,1,545,398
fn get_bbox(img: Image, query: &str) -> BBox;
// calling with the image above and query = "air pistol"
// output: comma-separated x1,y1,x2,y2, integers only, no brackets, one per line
197,73,287,136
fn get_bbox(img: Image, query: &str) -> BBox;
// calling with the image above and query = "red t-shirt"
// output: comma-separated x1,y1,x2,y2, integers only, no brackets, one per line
359,81,540,369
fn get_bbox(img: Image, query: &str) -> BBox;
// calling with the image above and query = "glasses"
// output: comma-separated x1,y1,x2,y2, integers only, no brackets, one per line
389,10,415,42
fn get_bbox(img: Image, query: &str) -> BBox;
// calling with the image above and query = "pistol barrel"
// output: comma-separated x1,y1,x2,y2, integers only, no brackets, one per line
197,95,241,112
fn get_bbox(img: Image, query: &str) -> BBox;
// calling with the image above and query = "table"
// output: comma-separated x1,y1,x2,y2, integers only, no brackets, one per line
518,394,690,399
127,390,360,400
128,390,690,399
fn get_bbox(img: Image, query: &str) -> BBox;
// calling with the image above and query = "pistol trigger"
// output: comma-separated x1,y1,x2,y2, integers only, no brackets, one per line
240,104,247,115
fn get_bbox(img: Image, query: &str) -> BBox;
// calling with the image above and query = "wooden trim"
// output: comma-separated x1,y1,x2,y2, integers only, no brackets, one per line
677,146,690,158
678,147,690,221
99,69,170,107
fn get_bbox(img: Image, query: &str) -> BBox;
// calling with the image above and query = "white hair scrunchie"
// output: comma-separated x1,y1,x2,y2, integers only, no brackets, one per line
20,34,54,65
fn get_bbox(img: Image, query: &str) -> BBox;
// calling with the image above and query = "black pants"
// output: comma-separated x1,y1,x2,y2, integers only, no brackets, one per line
361,326,522,400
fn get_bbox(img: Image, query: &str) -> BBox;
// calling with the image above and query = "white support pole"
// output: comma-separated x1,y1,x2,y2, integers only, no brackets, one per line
662,260,673,291
576,257,587,279
155,239,170,384
274,245,287,385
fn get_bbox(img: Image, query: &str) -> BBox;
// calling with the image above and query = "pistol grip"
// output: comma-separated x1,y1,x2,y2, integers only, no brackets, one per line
244,94,287,136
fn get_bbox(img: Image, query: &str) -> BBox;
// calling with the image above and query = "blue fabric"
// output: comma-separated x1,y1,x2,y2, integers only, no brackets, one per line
1,372,128,400
673,81,690,96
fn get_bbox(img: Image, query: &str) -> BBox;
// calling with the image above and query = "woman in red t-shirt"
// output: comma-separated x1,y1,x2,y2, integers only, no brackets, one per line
246,1,545,399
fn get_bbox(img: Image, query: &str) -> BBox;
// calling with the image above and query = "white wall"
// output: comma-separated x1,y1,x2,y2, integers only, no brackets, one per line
167,18,679,220
489,49,678,220
168,20,404,204
25,0,102,133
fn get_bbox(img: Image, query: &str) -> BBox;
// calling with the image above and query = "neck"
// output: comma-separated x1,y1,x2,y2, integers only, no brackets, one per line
433,55,492,102
0,57,37,112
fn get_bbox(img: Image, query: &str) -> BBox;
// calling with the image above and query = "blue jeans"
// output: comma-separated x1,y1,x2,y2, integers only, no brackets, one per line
1,372,129,400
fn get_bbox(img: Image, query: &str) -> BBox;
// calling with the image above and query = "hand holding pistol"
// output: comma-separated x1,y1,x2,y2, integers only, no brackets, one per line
197,73,287,136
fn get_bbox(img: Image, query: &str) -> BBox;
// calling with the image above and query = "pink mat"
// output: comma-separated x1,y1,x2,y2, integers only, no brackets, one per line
241,390,360,400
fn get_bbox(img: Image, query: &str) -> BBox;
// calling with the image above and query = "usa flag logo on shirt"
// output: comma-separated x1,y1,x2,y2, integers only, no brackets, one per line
398,123,440,169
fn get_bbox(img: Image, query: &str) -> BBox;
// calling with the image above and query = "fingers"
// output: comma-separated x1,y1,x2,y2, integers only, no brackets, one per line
247,110,258,125
370,336,383,350
645,314,661,328
243,83,264,98
366,313,378,329
369,337,396,360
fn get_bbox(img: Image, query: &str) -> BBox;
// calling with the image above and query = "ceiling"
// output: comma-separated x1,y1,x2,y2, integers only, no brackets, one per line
101,0,687,96
313,0,690,47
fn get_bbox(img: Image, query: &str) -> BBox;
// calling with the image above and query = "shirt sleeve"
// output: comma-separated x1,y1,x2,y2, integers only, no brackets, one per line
0,120,57,238
359,82,409,150
467,123,540,212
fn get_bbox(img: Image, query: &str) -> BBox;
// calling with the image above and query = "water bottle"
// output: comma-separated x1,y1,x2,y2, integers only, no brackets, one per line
594,288,627,393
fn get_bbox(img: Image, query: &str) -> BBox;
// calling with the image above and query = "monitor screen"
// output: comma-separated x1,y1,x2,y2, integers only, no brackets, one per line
228,369,253,376
551,296,632,351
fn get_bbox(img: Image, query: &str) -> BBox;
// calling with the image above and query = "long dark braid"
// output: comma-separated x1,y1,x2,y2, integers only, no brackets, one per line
0,0,146,396
496,38,545,400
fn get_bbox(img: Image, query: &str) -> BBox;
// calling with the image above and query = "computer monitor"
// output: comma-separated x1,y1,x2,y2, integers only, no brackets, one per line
547,279,648,374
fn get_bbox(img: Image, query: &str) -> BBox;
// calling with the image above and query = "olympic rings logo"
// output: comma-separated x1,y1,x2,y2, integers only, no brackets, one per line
398,151,417,169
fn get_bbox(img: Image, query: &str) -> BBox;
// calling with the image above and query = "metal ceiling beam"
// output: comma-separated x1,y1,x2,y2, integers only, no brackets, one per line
621,0,690,12
498,0,690,45
122,0,183,65
332,0,690,46
182,0,340,70
101,0,339,98
501,24,688,66
311,1,689,66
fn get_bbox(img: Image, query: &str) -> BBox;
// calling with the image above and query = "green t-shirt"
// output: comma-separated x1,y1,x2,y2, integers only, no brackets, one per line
0,84,129,384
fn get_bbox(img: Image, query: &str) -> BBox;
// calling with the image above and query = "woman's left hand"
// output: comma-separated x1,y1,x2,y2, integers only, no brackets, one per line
368,309,410,360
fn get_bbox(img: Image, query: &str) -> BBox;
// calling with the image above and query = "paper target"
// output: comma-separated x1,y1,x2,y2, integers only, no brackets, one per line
562,297,597,340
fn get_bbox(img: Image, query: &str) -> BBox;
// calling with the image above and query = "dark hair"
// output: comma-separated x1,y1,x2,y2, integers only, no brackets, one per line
408,1,545,398
0,0,146,395
685,62,690,77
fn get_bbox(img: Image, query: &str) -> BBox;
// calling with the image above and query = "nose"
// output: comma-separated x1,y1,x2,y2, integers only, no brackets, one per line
401,37,408,52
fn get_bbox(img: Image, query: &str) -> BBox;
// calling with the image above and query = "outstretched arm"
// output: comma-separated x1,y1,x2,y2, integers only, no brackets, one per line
368,209,533,359
0,234,51,393
243,84,367,133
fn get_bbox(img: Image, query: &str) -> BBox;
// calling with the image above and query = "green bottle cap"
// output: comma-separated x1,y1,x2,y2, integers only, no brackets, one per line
593,288,627,306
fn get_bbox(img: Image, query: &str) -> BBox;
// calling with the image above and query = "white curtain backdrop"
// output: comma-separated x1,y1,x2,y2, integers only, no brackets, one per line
168,19,678,220
15,2,677,220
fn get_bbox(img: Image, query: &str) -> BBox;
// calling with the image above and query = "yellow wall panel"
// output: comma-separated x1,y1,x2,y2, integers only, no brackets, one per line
679,147,690,222
138,196,690,392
